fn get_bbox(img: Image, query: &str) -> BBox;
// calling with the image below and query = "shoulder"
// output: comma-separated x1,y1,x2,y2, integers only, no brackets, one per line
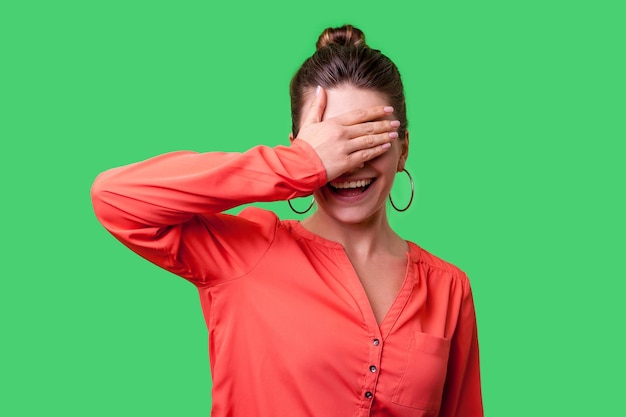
238,206,280,225
225,206,320,248
195,206,282,251
232,207,306,245
408,241,470,288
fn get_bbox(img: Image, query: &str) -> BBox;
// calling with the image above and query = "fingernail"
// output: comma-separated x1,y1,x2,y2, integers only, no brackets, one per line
382,143,392,149
316,85,321,96
389,132,399,139
391,120,401,128
384,106,394,113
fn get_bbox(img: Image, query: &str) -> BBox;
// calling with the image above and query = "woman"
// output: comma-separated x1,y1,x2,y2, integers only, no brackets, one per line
92,25,483,417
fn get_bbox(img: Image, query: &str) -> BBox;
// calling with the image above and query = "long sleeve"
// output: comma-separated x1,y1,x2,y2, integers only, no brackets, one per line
438,279,484,417
91,139,327,286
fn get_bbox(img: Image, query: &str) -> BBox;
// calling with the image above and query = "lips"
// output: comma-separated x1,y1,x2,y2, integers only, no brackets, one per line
327,178,375,197
329,178,373,189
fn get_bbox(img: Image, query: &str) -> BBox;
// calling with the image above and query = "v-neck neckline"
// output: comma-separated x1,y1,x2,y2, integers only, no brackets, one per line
286,220,421,337
336,248,415,335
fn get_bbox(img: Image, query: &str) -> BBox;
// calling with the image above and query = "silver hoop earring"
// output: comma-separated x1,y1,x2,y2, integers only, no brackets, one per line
389,169,414,212
288,197,315,214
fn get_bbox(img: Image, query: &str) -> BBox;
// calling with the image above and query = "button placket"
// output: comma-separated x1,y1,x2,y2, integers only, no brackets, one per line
362,336,383,403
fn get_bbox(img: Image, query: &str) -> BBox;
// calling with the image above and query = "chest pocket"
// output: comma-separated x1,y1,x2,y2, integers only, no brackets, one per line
392,332,451,412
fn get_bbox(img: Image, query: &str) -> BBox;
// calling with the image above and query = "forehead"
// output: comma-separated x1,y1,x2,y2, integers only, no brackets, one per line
321,86,390,121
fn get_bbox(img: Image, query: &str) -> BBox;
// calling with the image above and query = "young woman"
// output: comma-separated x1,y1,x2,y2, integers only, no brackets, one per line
92,25,483,417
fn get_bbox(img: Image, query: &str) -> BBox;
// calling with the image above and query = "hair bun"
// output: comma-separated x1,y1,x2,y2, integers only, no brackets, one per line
316,25,367,49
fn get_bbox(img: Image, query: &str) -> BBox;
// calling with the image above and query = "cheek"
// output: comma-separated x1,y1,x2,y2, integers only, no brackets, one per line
372,146,402,173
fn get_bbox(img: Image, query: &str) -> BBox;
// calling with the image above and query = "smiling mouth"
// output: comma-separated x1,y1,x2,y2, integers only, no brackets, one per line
327,178,375,197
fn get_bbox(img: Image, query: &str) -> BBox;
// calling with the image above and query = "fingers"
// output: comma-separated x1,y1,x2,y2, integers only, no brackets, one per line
343,119,399,152
345,118,399,141
345,131,399,154
347,143,394,166
333,105,395,126
300,86,327,128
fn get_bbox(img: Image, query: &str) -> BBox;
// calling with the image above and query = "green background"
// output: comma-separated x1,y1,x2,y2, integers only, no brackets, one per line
2,0,624,415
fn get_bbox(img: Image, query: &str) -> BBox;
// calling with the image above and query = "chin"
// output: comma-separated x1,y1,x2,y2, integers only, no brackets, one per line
319,205,387,226
313,183,390,225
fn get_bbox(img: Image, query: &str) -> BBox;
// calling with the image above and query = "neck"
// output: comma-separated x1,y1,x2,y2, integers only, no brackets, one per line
301,208,406,259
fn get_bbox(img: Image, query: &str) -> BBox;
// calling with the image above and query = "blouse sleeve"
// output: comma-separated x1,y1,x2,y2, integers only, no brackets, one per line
90,139,327,286
439,277,484,417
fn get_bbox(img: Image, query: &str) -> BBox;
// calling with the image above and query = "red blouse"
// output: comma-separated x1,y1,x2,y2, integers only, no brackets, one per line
91,139,483,417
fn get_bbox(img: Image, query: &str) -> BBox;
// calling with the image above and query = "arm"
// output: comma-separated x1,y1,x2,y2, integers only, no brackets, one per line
439,279,484,417
91,140,325,286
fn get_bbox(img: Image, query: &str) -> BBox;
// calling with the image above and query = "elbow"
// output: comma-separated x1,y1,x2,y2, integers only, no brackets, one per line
90,168,150,236
90,170,117,229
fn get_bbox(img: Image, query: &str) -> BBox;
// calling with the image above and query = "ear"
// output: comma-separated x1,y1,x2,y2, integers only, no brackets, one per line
397,130,409,171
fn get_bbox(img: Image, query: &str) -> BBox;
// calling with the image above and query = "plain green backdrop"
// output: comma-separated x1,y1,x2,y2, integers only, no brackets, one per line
1,0,624,415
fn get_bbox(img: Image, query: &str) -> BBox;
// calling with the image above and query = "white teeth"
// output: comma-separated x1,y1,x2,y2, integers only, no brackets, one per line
329,179,373,189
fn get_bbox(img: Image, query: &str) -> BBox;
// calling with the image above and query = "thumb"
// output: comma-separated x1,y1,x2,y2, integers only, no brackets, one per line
300,86,327,128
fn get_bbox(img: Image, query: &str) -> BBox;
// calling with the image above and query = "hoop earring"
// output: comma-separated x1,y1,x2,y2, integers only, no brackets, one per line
288,197,315,214
389,169,414,212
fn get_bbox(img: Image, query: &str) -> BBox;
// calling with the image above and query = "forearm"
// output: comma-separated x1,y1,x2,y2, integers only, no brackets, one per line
91,139,326,231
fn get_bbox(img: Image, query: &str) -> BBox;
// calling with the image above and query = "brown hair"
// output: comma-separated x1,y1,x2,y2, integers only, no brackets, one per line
290,25,407,138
